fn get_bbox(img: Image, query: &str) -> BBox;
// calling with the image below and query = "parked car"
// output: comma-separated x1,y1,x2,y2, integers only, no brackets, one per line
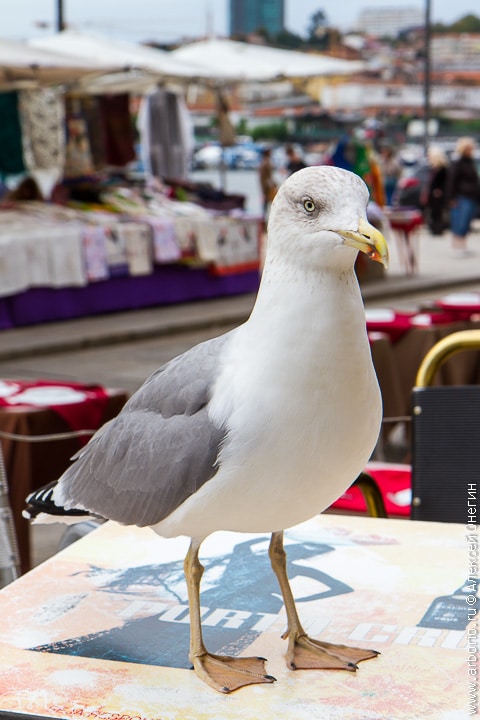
192,143,222,169
192,140,262,170
225,141,262,169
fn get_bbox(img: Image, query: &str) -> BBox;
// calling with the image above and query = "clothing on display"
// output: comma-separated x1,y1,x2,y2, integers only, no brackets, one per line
98,93,136,167
0,86,259,332
0,91,26,176
64,97,96,177
137,88,192,180
18,88,65,173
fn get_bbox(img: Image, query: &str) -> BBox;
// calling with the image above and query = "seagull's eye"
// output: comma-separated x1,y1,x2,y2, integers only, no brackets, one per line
303,198,316,213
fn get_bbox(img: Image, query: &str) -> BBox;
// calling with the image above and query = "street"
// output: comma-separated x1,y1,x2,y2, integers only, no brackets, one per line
3,277,477,567
1,280,480,396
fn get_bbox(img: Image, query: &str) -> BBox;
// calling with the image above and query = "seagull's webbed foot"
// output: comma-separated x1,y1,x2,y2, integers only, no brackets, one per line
283,630,379,672
185,539,276,693
192,652,276,694
269,531,379,674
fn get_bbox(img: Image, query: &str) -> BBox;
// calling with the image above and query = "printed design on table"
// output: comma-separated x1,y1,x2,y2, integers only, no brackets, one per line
31,538,352,669
0,519,472,719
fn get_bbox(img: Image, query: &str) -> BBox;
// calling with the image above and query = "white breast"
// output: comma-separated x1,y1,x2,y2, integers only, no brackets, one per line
154,270,382,541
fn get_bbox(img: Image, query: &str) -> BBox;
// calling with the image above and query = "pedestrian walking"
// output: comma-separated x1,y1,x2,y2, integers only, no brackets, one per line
258,147,277,228
424,145,449,235
285,145,306,175
380,145,401,206
446,137,480,257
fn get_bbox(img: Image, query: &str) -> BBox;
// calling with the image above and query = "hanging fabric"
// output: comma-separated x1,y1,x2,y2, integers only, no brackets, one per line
64,96,95,177
79,95,106,170
98,93,136,167
18,88,65,172
0,91,26,176
137,88,192,181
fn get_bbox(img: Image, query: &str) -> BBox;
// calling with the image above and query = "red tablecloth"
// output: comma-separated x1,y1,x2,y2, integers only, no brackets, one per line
365,309,415,342
0,385,128,573
384,208,424,276
0,380,110,439
435,292,480,321
365,308,458,343
386,208,424,234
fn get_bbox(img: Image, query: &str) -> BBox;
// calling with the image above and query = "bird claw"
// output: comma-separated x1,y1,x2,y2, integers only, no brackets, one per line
192,652,277,693
286,634,379,672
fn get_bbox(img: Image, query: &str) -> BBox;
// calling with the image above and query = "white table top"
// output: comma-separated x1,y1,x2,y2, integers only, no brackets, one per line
0,514,472,719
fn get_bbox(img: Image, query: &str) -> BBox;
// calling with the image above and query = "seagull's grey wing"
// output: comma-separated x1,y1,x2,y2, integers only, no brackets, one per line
55,331,232,527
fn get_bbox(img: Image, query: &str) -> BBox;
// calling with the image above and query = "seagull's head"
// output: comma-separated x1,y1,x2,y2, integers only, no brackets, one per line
267,165,389,271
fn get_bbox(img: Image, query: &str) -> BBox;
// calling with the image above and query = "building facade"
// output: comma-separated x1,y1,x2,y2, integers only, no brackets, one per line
356,6,423,36
431,33,480,71
229,0,285,36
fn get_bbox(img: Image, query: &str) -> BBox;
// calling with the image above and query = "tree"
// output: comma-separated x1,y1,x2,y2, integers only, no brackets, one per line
432,14,480,34
451,14,480,32
307,10,328,40
251,122,288,142
272,29,304,49
306,9,338,50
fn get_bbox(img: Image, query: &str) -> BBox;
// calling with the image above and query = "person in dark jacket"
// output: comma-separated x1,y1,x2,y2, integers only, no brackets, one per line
285,145,306,175
446,137,480,257
425,145,449,235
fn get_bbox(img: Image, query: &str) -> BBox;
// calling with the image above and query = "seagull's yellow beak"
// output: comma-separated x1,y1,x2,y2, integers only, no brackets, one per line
336,217,389,268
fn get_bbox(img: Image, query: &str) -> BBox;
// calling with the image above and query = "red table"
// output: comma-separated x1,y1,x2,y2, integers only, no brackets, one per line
0,382,128,573
385,208,424,275
366,309,480,415
435,291,480,321
365,308,415,342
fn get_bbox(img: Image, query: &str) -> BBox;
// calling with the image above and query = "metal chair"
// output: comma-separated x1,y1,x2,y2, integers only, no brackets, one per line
351,471,388,518
411,329,480,522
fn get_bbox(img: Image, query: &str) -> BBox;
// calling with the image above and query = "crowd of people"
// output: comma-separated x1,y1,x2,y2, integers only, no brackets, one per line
410,136,480,257
258,135,480,257
443,137,480,257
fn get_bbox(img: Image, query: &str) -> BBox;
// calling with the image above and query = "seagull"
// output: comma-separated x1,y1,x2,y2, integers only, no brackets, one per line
25,165,388,694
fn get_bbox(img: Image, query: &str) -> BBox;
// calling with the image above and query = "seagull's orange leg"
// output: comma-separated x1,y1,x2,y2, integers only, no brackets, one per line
269,531,379,672
184,539,276,693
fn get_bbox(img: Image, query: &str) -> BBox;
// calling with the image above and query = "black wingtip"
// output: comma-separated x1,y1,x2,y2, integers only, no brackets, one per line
24,480,89,520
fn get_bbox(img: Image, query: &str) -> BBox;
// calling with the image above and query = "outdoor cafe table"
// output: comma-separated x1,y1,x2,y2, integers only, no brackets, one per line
0,514,470,719
0,382,127,574
384,207,424,276
435,292,480,321
365,309,480,413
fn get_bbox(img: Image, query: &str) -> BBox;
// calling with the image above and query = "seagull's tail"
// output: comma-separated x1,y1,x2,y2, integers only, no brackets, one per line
23,481,92,524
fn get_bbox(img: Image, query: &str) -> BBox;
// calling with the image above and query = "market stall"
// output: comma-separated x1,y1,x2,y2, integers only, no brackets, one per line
0,186,260,328
0,36,263,329
0,37,113,87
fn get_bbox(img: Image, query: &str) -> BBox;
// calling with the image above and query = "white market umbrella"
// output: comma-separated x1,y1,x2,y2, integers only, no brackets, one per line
171,38,366,83
0,37,113,86
30,31,212,83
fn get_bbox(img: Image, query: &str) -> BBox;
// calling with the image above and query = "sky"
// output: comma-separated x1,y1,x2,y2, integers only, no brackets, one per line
1,0,477,44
